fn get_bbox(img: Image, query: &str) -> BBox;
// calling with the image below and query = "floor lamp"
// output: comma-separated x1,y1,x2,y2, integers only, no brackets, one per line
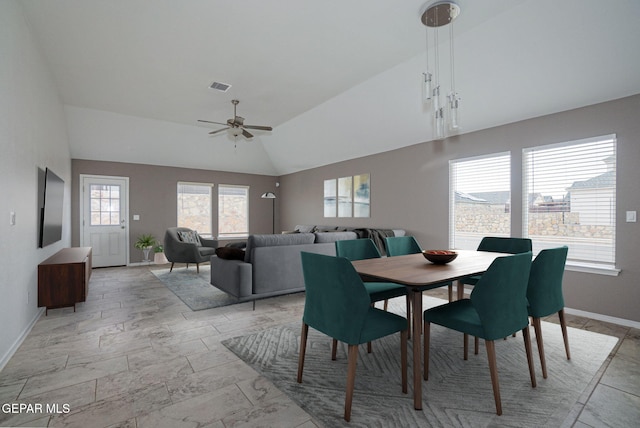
261,192,276,234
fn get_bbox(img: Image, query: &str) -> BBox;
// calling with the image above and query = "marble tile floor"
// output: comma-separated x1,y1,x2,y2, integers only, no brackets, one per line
0,265,638,427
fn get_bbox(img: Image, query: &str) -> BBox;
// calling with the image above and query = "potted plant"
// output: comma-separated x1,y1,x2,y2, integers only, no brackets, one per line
153,244,167,265
134,234,157,262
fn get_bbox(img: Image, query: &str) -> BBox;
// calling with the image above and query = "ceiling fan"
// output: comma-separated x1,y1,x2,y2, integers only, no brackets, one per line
198,99,272,139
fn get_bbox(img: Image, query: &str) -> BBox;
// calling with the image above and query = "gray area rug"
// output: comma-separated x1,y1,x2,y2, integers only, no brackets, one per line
222,301,618,427
151,265,238,310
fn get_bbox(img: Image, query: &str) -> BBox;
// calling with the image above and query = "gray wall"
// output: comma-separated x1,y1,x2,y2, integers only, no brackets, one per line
279,94,640,323
71,160,279,263
0,1,72,367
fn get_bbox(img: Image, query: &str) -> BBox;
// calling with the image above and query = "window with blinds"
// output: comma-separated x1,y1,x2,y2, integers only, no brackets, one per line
177,182,213,235
449,152,511,249
218,185,249,238
523,134,617,270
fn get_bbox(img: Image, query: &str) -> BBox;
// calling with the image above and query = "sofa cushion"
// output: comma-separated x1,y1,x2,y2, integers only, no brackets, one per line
244,233,315,263
313,231,358,243
215,247,245,261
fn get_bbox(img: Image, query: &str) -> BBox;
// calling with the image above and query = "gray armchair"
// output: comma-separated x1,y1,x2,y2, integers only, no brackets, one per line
163,227,217,273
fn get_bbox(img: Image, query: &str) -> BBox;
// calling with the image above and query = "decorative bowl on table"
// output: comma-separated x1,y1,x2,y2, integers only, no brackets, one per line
422,250,458,264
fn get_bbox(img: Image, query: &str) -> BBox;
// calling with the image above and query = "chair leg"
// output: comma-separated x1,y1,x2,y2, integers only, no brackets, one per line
532,317,547,379
169,262,174,272
457,282,464,300
196,263,200,273
522,326,537,388
406,294,412,340
485,340,502,416
383,299,389,311
463,333,469,360
332,339,338,361
344,344,358,422
474,336,479,355
297,323,309,383
423,321,430,381
401,330,408,393
558,309,571,360
367,342,372,353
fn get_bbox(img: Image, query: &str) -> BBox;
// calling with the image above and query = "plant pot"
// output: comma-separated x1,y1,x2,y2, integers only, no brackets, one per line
154,252,168,265
142,246,152,262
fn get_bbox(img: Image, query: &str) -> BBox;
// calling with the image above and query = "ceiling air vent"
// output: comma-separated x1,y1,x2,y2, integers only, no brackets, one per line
209,81,231,92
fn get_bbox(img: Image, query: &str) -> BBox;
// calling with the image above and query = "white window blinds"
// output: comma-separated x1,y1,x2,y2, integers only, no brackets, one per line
449,152,511,249
177,182,213,235
218,185,249,238
523,134,617,269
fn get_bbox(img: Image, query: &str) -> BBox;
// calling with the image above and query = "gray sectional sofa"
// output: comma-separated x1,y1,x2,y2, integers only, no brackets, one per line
209,226,406,305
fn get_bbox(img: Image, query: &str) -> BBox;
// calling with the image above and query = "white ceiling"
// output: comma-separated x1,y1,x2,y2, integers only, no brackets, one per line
19,0,640,176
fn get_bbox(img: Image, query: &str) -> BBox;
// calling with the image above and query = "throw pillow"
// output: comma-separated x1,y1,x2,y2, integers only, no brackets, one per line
215,246,245,261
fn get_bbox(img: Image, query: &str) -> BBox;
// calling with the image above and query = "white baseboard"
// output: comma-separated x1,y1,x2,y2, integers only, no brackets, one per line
0,307,45,371
564,307,640,329
460,286,639,329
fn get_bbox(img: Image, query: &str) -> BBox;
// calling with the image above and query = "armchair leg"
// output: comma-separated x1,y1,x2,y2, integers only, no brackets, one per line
532,317,547,379
344,344,358,422
169,262,174,272
196,263,200,273
558,309,571,360
383,299,389,311
297,323,309,383
485,340,502,416
474,336,479,355
332,339,338,361
523,326,537,387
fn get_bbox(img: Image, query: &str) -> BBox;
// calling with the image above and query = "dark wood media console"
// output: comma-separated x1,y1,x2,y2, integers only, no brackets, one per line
38,247,92,314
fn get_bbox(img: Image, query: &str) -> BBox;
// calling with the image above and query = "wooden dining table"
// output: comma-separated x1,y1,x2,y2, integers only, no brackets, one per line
351,249,504,410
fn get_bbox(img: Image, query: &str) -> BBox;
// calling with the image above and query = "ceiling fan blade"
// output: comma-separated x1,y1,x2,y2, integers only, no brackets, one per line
209,127,229,135
242,129,254,139
198,119,228,126
242,125,273,131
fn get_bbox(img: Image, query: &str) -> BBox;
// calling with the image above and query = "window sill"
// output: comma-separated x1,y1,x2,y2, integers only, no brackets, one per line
565,261,620,276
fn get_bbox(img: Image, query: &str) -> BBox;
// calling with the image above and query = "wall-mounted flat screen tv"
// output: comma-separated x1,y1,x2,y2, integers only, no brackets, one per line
39,167,65,248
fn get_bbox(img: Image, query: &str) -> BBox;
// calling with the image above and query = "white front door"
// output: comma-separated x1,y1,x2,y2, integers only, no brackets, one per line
80,175,129,267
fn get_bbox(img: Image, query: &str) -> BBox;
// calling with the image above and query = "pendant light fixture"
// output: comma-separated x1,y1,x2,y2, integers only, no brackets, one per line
421,1,461,140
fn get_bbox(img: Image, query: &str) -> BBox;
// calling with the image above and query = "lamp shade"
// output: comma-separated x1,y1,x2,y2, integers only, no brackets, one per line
261,192,276,199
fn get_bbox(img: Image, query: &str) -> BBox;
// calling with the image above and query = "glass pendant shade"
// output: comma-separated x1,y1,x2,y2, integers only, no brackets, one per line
448,92,460,131
423,72,432,102
434,107,445,140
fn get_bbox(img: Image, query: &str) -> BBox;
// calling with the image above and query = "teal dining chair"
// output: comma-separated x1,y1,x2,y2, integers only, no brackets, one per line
385,236,454,301
423,252,536,416
335,239,410,347
459,236,533,290
298,252,408,422
527,246,570,379
385,236,422,257
462,237,532,353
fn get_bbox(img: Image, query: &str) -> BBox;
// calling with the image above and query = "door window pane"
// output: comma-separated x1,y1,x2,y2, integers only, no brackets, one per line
90,184,121,226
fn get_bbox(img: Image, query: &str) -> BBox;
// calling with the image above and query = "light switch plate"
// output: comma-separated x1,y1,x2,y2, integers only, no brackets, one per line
133,214,140,221
626,211,637,222
10,211,16,226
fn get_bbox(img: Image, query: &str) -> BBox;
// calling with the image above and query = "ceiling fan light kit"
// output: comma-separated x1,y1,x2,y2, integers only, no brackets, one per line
421,0,461,141
198,99,273,140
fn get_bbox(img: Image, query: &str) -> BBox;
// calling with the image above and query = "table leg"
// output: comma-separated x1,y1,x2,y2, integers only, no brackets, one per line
412,288,423,410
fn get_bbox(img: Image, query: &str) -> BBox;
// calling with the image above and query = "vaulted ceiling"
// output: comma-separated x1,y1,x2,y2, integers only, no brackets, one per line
20,0,640,176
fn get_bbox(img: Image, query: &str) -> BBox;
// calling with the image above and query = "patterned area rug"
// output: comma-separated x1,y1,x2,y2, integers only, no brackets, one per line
222,299,618,428
151,265,238,310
